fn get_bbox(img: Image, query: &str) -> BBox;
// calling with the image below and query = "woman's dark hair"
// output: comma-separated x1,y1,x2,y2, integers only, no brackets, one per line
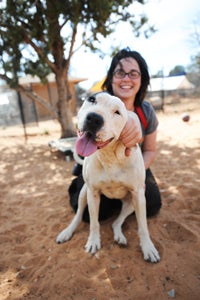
102,48,150,106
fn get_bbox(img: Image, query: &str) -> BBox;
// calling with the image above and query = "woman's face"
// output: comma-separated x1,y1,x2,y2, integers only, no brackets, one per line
111,57,141,106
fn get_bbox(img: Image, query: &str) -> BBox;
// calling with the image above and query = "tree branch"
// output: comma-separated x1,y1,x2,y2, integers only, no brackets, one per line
16,85,59,120
23,33,57,73
65,23,78,72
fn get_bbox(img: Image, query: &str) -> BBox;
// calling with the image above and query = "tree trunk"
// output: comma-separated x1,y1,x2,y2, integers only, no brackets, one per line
55,72,76,138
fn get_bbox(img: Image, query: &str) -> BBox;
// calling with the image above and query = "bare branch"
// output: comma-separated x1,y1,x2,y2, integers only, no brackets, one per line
17,85,59,120
23,33,56,73
65,23,78,72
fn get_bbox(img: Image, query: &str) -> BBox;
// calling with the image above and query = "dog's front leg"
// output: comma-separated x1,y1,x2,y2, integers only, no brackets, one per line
112,197,134,245
56,184,87,244
133,189,160,263
85,188,101,254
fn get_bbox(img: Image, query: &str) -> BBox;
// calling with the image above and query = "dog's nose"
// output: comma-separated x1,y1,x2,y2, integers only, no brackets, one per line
83,112,104,134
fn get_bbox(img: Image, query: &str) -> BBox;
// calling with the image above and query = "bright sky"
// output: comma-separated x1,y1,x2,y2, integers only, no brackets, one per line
71,0,200,89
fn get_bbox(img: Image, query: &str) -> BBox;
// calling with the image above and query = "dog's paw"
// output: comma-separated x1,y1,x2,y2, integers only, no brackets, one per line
113,231,127,245
56,228,73,244
85,235,101,254
141,239,160,263
112,223,127,245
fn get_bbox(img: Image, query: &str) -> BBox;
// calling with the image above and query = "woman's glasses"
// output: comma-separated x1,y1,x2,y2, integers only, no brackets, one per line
113,69,141,79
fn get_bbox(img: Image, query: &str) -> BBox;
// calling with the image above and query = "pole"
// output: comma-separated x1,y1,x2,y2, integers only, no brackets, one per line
17,91,28,142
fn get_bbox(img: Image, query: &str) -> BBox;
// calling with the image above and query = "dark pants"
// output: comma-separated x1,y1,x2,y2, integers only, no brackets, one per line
68,167,162,223
145,168,162,217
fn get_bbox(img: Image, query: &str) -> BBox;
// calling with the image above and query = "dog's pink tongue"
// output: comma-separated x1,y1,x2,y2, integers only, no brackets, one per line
76,132,97,157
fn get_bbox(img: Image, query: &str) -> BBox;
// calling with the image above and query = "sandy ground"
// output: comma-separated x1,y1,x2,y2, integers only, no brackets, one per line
0,97,200,300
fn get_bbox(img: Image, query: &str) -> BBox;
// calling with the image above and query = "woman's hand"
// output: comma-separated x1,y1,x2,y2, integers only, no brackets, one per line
120,111,142,156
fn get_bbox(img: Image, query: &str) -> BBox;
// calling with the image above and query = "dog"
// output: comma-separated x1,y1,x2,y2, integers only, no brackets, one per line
56,92,160,263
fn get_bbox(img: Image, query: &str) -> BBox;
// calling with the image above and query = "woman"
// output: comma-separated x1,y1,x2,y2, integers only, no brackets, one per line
70,48,162,221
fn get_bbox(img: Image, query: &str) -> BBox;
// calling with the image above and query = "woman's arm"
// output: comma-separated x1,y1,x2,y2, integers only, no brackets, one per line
120,111,143,156
142,130,157,169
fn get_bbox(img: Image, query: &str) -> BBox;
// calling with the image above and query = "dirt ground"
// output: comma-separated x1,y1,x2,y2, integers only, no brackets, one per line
0,97,200,300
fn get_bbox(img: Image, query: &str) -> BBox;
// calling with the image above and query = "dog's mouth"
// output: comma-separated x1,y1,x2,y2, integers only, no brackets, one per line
76,131,113,157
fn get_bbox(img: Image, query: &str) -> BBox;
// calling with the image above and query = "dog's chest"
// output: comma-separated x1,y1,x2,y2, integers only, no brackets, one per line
92,165,133,199
84,146,144,199
100,180,129,199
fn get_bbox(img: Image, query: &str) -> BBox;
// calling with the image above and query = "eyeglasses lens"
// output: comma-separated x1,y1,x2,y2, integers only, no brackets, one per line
114,70,140,79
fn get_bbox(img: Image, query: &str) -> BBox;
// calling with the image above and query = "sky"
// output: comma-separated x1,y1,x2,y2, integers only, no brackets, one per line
70,0,200,89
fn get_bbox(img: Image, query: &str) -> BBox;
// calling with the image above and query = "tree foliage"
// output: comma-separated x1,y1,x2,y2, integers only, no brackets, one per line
188,13,200,74
188,53,200,73
0,0,154,137
187,53,200,91
168,65,186,76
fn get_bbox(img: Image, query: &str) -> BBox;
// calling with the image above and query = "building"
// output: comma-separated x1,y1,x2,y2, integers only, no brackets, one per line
147,75,195,110
148,75,195,97
0,74,87,126
89,75,195,110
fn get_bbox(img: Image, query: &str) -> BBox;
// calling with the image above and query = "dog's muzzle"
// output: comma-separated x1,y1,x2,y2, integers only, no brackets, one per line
76,112,113,157
83,112,104,136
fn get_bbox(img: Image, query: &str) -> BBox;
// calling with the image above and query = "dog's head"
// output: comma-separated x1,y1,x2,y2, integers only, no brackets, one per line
76,92,128,157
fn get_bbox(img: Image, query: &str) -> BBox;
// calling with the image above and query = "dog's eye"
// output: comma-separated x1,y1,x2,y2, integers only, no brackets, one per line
114,110,120,115
87,96,96,104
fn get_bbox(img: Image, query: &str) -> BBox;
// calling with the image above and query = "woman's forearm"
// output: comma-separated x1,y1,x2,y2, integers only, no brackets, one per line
142,150,156,170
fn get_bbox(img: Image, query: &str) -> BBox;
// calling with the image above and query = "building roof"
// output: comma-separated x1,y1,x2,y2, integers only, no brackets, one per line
149,75,195,92
90,77,105,92
19,73,87,85
89,75,195,93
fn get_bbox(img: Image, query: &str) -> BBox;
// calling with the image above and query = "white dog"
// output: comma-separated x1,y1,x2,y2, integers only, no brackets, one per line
56,92,160,263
